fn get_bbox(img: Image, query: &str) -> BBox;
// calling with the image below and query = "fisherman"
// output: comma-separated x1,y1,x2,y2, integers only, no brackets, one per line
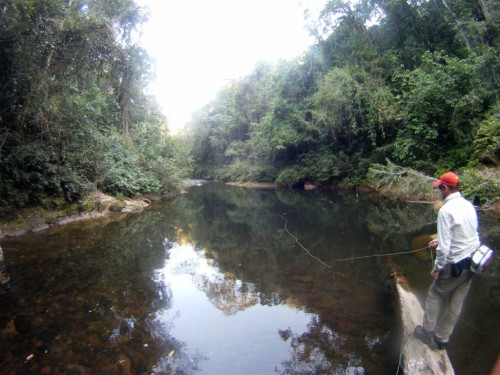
414,172,480,350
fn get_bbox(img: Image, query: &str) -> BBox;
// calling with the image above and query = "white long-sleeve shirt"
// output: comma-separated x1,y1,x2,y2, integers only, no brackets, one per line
434,192,480,270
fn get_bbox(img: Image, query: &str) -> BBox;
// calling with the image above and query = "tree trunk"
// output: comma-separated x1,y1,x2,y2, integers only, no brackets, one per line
475,0,492,22
118,63,132,137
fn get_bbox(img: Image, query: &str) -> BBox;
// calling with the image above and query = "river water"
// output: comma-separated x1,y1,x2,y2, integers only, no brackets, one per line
0,182,498,374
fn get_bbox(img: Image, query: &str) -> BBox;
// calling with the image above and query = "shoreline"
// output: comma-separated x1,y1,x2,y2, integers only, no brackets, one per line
1,181,498,240
0,192,155,241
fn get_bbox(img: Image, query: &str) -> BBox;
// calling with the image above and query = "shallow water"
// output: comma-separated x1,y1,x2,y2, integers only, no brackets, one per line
1,182,498,374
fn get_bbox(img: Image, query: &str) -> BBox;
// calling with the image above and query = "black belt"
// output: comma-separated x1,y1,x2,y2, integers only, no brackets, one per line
452,257,472,277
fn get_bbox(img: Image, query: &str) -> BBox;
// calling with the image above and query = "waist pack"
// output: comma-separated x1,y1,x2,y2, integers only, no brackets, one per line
470,245,494,274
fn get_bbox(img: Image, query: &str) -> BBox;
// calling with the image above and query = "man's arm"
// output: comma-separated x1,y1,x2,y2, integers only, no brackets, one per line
434,209,452,271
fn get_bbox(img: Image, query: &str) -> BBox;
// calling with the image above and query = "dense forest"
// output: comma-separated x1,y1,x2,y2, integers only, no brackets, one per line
1,0,499,217
187,0,499,204
0,0,193,215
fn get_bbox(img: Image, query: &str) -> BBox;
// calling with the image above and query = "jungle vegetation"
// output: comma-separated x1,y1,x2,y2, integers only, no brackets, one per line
1,0,499,217
187,0,500,205
0,0,193,215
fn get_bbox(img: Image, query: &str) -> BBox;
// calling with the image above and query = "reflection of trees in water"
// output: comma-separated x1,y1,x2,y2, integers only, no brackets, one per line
364,200,436,240
172,184,436,278
276,316,379,375
276,314,394,374
150,347,203,375
162,183,396,372
194,272,260,315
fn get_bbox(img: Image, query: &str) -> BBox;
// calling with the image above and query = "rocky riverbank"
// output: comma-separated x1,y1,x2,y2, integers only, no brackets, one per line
2,179,498,240
0,191,154,240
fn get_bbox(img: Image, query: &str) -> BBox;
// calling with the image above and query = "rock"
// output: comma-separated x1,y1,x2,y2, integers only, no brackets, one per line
87,333,104,351
121,199,150,213
38,328,57,343
109,201,127,212
1,271,10,284
14,315,31,334
1,320,17,340
393,279,455,374
117,354,132,375
226,182,278,189
65,364,88,375
31,223,50,232
304,182,316,190
6,228,30,237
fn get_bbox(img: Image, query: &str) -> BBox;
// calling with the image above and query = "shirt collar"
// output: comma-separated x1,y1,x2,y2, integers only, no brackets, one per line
444,191,461,203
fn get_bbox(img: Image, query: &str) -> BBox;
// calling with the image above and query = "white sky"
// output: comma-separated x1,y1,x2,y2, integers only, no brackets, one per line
136,0,326,133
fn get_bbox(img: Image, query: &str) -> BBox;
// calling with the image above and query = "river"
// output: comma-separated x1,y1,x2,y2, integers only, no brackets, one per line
0,182,498,374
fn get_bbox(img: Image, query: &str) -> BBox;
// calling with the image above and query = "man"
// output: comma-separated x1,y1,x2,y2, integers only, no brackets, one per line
414,172,480,350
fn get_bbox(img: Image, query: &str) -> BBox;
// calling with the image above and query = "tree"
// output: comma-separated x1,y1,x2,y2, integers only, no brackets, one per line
392,51,497,170
0,0,184,213
313,66,396,158
186,0,499,197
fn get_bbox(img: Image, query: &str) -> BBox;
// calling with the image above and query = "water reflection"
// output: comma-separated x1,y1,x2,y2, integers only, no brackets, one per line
0,182,497,374
152,240,308,374
152,239,375,375
145,184,400,374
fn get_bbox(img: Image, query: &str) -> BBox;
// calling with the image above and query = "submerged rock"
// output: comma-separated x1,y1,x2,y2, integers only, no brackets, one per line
14,315,31,334
1,320,17,340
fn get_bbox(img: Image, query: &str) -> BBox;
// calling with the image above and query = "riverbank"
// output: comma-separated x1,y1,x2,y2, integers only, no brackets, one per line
0,179,216,240
2,180,499,240
0,191,154,240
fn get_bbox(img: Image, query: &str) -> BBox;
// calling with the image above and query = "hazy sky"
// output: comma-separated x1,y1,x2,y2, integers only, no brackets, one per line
136,0,326,133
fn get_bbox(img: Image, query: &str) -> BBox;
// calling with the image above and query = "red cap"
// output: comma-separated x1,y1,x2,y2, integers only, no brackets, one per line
433,172,459,187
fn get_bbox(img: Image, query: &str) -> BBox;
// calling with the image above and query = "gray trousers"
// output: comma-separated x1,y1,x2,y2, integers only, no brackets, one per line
423,264,474,343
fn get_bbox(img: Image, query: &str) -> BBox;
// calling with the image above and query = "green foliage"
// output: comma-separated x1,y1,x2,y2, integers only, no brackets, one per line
276,166,307,188
300,149,356,184
313,66,395,152
0,141,92,212
100,161,161,197
261,98,315,161
0,0,190,213
132,123,194,192
459,168,500,206
186,0,499,205
472,105,500,161
187,61,281,179
2,0,498,211
274,150,359,188
80,199,96,213
392,51,498,170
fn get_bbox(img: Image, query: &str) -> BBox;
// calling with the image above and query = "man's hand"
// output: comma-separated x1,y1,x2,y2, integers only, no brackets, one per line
428,239,438,250
430,269,439,280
